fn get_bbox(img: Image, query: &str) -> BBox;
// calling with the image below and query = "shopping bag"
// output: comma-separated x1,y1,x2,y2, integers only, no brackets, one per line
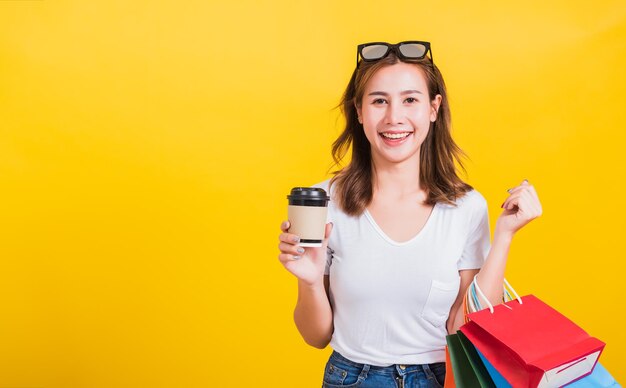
460,280,605,388
444,290,498,387
464,279,521,387
446,333,482,388
444,277,522,387
475,347,513,388
456,331,497,387
566,362,621,387
444,345,456,388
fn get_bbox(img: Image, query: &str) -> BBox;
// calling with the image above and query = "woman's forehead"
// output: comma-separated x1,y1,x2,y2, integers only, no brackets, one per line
365,63,428,93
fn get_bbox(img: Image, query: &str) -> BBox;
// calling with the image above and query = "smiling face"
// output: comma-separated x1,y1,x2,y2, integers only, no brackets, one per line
356,62,442,168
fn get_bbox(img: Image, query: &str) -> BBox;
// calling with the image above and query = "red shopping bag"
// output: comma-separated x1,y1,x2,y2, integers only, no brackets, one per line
460,294,605,388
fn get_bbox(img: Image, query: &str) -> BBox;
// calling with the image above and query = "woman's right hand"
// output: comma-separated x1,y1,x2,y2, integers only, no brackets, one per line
278,220,333,286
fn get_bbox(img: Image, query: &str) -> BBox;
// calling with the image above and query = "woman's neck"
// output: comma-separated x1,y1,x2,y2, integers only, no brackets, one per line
371,156,423,200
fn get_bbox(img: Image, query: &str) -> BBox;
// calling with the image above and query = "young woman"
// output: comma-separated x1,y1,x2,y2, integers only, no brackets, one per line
277,41,542,387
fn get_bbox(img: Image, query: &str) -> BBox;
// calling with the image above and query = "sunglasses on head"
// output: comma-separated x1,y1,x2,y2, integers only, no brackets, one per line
356,41,434,69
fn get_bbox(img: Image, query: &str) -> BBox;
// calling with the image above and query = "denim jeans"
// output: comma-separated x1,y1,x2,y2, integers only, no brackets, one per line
321,351,446,388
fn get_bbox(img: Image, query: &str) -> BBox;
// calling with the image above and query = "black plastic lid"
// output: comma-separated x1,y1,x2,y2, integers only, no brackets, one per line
287,187,330,205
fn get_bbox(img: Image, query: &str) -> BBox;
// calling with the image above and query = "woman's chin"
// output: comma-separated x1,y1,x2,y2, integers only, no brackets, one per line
373,148,421,165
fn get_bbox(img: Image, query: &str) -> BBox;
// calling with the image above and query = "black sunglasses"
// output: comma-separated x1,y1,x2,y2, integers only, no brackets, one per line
356,41,434,69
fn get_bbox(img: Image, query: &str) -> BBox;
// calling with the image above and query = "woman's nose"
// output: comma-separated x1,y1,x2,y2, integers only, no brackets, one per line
384,101,405,125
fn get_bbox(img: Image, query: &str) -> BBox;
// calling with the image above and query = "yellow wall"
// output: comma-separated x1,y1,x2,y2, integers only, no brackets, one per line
1,1,624,386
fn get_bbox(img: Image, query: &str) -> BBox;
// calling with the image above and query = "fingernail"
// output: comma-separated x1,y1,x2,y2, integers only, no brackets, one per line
523,179,529,183
501,202,505,208
293,255,301,260
506,188,512,193
292,236,300,243
297,247,305,254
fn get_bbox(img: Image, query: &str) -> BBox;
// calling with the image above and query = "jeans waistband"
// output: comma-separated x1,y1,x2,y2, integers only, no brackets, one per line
330,350,443,374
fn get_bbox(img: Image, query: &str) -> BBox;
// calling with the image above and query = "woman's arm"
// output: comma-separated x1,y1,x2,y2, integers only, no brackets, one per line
447,269,478,334
293,275,333,349
447,232,512,333
476,180,543,307
447,180,542,333
473,230,513,308
279,221,335,349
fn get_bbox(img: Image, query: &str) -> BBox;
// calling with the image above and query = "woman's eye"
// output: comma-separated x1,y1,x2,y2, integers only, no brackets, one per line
372,98,387,104
405,97,418,103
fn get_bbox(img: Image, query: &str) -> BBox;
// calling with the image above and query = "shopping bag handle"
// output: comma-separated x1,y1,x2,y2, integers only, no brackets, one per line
472,275,523,314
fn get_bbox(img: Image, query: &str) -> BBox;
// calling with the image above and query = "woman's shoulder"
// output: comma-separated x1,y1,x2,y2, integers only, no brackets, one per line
461,188,487,205
311,178,333,197
439,188,487,211
311,178,340,213
310,179,341,222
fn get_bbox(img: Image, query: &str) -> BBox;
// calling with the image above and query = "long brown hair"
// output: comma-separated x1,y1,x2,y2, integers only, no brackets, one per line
328,52,473,216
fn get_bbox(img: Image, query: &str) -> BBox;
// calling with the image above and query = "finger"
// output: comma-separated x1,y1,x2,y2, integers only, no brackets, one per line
516,193,532,216
506,179,530,194
278,253,301,264
320,222,334,249
503,189,532,211
279,242,305,256
503,190,530,211
523,185,542,215
532,194,543,216
503,198,517,211
280,220,291,232
520,191,542,217
504,194,524,212
519,189,542,215
507,191,539,218
279,232,301,244
526,184,540,201
502,192,521,209
323,222,333,240
502,185,535,208
517,193,541,219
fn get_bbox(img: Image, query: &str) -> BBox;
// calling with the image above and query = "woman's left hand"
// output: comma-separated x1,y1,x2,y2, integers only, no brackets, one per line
495,179,543,237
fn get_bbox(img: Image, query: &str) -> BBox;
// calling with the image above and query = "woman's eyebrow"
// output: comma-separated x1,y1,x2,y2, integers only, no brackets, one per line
367,90,423,96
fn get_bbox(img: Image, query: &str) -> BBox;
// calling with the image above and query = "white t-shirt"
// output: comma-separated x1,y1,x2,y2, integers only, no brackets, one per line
312,179,491,366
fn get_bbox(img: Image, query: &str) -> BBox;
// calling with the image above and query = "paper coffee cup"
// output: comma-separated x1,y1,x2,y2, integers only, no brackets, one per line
287,187,330,247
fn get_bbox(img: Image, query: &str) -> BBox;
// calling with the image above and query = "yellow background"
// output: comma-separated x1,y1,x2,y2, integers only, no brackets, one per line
1,1,625,386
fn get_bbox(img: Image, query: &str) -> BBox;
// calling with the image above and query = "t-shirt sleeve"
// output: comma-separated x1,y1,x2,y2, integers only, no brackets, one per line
457,193,491,270
324,246,333,276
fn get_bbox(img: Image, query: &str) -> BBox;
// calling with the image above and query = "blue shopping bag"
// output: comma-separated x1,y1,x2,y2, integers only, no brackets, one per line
475,347,511,388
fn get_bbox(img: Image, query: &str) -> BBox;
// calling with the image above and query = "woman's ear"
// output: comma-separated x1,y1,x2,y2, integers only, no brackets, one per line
355,101,363,124
430,94,442,122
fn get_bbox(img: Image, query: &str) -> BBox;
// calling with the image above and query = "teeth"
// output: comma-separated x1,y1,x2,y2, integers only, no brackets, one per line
381,132,411,139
